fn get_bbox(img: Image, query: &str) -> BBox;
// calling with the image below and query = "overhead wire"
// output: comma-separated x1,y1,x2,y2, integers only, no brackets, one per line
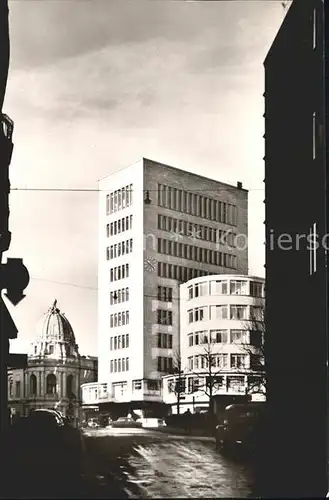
29,276,264,301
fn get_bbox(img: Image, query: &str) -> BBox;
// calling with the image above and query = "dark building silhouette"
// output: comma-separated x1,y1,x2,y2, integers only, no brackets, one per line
263,0,328,497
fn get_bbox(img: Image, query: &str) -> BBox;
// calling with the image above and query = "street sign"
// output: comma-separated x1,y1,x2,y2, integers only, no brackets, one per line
6,353,27,369
0,298,18,339
0,258,30,305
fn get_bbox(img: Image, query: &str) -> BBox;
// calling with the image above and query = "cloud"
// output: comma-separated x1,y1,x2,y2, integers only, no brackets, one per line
4,0,284,353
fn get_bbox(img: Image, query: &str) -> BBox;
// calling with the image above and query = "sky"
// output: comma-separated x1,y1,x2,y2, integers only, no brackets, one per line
4,0,288,356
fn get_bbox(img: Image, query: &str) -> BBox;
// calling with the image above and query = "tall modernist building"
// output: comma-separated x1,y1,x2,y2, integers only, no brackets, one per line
264,0,328,497
97,158,248,415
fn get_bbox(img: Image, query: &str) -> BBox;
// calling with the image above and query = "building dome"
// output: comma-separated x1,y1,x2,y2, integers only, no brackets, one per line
30,299,79,359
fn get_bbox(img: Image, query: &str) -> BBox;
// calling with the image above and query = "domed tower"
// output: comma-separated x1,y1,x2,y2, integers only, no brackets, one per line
29,299,80,359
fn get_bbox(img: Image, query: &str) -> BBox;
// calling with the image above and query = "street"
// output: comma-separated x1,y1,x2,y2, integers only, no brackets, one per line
82,428,256,498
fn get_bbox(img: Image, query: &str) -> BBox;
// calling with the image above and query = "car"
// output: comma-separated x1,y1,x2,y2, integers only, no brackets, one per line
111,416,143,428
215,402,265,457
87,417,99,428
138,417,167,428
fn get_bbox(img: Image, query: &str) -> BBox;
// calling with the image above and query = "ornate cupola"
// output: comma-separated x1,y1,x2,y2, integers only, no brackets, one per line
29,299,80,360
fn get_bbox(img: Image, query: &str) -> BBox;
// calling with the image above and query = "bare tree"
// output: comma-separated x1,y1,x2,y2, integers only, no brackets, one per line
189,333,226,414
169,349,185,415
241,300,266,396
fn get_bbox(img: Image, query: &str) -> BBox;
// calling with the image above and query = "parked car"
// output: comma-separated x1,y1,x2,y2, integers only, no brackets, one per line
138,417,167,428
87,417,99,428
111,417,143,428
215,402,265,457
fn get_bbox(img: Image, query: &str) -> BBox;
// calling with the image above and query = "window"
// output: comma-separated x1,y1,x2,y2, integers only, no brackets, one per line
158,286,173,302
194,307,205,322
147,380,159,391
250,281,263,298
230,280,247,295
313,112,316,159
156,356,173,373
106,194,110,215
230,305,247,320
9,379,13,398
30,375,37,396
210,305,228,320
188,377,200,394
15,381,21,398
48,345,54,355
157,309,173,326
200,332,210,345
230,330,247,344
188,334,193,347
194,282,208,298
227,376,245,392
231,354,246,369
210,280,228,295
210,329,227,343
250,306,263,321
46,374,57,395
157,333,173,349
133,380,142,391
216,354,228,368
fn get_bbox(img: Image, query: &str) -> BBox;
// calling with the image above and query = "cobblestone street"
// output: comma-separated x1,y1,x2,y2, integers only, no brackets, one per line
83,428,255,498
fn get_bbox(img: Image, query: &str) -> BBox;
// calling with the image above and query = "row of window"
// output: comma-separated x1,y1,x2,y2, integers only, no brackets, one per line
157,183,238,225
110,288,129,305
157,286,173,302
9,374,75,398
110,310,130,327
110,334,130,350
157,309,173,326
106,184,133,215
111,379,161,391
188,354,247,370
157,214,237,247
188,305,263,323
157,333,173,349
157,356,174,373
157,238,236,268
167,375,251,394
157,262,218,282
188,280,264,300
110,264,129,282
107,215,133,237
188,329,248,346
110,357,130,373
107,239,133,260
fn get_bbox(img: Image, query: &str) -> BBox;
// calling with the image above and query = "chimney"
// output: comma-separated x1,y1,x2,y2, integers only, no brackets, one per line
237,181,243,189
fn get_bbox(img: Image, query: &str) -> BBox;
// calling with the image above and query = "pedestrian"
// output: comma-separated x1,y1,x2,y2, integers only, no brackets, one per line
184,408,192,435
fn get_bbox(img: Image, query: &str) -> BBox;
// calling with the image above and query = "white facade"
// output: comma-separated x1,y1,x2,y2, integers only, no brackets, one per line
162,274,265,413
8,301,97,423
95,158,249,406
